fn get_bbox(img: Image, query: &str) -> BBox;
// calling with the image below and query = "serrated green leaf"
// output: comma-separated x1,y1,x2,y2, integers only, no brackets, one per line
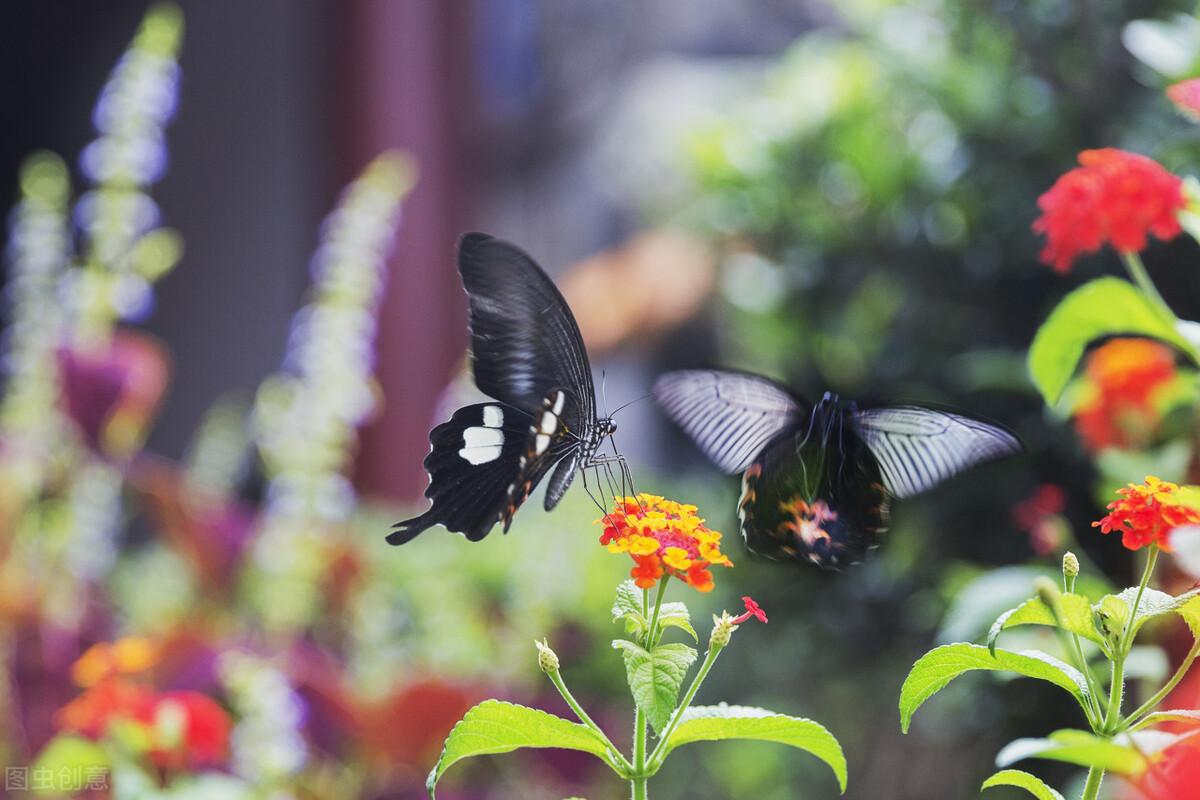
613,580,644,619
987,593,1106,653
1131,709,1200,731
1027,277,1195,405
613,639,698,735
1096,587,1200,641
426,700,615,797
657,704,847,792
995,729,1147,776
900,644,1091,733
658,602,698,642
981,769,1066,800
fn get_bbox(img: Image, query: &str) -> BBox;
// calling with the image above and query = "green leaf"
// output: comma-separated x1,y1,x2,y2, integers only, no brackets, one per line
658,602,698,642
995,730,1146,776
1095,587,1200,641
613,580,644,620
987,593,1106,653
1027,277,1194,405
426,700,616,797
1131,709,1200,730
899,644,1091,733
981,769,1066,800
658,704,847,793
613,639,698,735
32,735,109,781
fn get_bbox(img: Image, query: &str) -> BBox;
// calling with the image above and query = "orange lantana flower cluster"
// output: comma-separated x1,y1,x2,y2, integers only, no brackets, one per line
55,637,232,771
1093,476,1200,551
1073,338,1177,452
1033,148,1185,272
598,494,731,592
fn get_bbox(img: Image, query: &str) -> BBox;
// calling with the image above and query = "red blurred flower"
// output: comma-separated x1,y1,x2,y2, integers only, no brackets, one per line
57,330,170,458
1134,737,1200,799
146,691,232,770
1073,338,1177,452
598,494,731,592
733,596,768,625
1033,148,1185,272
1012,484,1067,555
1168,77,1200,122
1093,476,1200,551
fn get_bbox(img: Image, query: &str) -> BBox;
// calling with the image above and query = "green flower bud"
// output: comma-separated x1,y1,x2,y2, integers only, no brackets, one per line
1063,551,1080,580
710,611,738,650
1033,576,1061,612
534,638,559,674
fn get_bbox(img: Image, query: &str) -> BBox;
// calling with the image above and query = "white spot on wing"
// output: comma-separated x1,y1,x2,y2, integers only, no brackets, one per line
482,405,504,428
459,444,502,464
540,411,558,434
552,391,565,415
536,433,550,454
459,426,505,464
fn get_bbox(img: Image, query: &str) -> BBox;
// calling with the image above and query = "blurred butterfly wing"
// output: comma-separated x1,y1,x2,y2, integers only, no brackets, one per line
389,403,533,544
653,370,807,474
854,405,1022,499
458,233,595,430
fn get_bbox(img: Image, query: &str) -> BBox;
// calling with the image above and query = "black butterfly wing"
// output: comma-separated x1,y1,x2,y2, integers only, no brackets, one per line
389,402,537,544
653,370,807,474
458,233,596,433
738,411,890,569
853,405,1023,499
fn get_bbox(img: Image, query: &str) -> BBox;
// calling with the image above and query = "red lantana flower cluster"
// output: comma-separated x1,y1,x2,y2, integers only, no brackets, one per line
1093,476,1200,551
1073,338,1177,452
1012,484,1066,555
598,494,731,592
1033,148,1185,272
54,637,232,771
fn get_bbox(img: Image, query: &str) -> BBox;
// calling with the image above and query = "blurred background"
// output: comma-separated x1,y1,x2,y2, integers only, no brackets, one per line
2,1,1200,798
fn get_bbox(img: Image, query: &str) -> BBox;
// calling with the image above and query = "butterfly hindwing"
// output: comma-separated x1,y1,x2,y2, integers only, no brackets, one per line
854,405,1022,499
653,370,807,474
389,402,534,544
738,410,890,568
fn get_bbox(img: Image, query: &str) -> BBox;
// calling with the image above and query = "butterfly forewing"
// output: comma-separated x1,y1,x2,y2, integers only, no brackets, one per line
854,406,1022,499
653,370,806,474
459,233,595,429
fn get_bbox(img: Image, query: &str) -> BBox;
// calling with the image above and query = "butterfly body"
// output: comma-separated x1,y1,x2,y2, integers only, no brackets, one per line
654,370,1022,568
390,234,619,545
740,394,890,566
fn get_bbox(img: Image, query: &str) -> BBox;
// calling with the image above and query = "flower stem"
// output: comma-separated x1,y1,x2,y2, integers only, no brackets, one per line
647,643,721,769
632,706,648,799
1122,251,1175,323
545,669,631,773
1126,637,1200,728
646,578,670,646
1080,765,1104,800
1104,546,1159,733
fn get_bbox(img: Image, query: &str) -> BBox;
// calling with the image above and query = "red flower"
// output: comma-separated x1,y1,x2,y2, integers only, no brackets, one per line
1073,338,1177,452
1168,77,1200,122
1133,738,1200,799
1093,476,1200,551
146,691,232,770
1033,148,1185,272
1012,485,1066,555
733,596,768,625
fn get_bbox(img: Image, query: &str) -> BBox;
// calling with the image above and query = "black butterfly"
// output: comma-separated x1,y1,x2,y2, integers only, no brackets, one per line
653,370,1022,568
389,233,623,545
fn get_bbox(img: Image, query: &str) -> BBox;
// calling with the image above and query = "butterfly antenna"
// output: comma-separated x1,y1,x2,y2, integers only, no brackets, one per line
610,392,652,417
601,369,609,419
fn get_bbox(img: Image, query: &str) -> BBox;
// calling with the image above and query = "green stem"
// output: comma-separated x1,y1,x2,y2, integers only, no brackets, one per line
1080,765,1104,800
546,669,631,773
1122,251,1175,324
632,706,648,800
647,643,722,769
646,578,670,646
1126,638,1200,728
1104,547,1159,733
